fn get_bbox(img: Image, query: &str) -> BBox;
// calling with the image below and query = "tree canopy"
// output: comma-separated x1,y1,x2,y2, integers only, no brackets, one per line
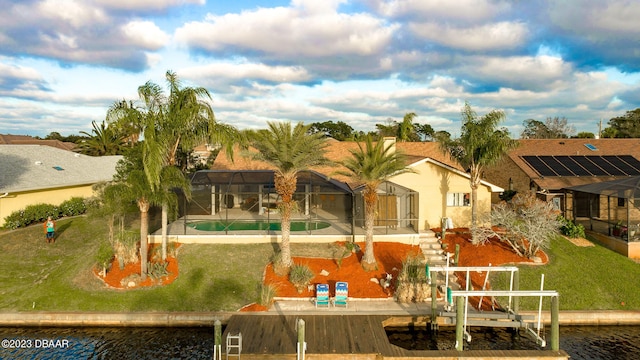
604,108,640,138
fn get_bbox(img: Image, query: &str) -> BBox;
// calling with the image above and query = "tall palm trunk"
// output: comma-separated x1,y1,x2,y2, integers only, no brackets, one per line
161,204,168,260
470,165,481,228
275,173,297,269
362,185,378,270
138,198,150,280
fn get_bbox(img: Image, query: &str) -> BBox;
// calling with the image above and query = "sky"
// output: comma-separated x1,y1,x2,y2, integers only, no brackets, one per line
1,0,639,139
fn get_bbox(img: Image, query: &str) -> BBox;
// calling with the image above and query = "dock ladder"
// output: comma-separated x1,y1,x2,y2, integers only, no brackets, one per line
226,332,242,359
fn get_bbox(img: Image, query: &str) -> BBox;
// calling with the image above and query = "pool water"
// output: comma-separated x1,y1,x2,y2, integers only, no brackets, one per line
187,220,331,232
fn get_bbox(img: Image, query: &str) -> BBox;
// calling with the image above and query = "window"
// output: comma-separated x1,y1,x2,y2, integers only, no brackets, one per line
447,192,470,207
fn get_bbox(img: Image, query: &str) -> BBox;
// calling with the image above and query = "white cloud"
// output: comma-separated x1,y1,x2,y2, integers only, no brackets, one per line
122,21,169,49
94,0,205,11
37,0,107,28
409,21,529,51
180,62,312,86
175,5,397,58
459,55,572,91
375,0,511,22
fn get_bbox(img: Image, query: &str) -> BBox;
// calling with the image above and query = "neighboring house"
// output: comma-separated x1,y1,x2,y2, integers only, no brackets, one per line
0,145,122,227
484,139,640,216
201,137,502,232
0,134,76,151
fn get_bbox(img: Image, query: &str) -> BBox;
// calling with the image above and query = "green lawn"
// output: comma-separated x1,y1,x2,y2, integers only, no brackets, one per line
490,234,640,311
1,216,639,312
0,216,288,312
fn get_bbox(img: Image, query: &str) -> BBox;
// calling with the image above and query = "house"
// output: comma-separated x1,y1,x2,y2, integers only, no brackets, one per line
483,139,640,215
189,137,502,236
0,145,122,227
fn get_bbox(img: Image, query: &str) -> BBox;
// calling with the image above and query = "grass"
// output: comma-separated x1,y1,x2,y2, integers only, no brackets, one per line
491,234,640,311
0,216,332,312
1,216,639,312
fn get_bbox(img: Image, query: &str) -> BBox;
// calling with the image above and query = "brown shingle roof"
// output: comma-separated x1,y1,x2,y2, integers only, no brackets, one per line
212,140,463,189
0,134,76,151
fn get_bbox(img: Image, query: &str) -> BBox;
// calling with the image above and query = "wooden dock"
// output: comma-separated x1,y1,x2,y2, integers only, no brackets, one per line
222,314,568,359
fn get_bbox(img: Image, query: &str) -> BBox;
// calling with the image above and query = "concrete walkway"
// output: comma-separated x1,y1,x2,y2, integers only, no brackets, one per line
1,298,639,327
268,297,433,316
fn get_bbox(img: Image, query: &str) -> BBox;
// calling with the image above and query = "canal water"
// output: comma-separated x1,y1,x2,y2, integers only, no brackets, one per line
1,325,639,359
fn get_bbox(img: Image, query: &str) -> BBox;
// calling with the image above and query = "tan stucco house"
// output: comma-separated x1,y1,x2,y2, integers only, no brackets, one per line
0,145,121,227
196,138,502,234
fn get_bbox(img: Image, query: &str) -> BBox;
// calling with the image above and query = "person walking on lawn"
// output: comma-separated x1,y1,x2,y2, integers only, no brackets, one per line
44,216,56,243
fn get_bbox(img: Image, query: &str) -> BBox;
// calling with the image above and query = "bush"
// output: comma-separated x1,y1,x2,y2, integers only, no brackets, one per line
558,216,586,238
395,254,430,303
258,283,278,306
59,197,87,217
2,198,90,230
148,261,169,280
95,241,114,274
288,263,314,293
3,203,58,230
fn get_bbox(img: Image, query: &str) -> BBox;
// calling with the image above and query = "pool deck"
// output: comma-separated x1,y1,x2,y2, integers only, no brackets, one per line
149,215,423,245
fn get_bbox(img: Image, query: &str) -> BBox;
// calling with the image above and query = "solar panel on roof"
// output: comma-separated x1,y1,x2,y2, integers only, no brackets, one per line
584,143,598,151
602,156,640,176
589,156,626,176
617,156,640,173
572,156,608,176
537,156,574,176
521,156,558,177
554,156,591,176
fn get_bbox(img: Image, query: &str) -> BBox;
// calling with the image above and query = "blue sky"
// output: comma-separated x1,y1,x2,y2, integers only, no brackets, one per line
1,0,639,138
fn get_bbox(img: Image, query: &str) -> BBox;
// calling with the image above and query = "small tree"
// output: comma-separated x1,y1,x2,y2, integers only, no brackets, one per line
472,193,560,259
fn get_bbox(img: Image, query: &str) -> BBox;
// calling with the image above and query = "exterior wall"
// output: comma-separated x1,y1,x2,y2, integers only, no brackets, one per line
0,185,95,227
484,156,532,203
390,161,494,230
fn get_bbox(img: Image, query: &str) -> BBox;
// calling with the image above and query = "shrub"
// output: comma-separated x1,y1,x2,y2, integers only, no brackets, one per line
473,193,560,259
59,197,87,217
148,261,169,280
258,283,278,306
288,263,314,293
95,241,114,276
114,230,139,266
2,198,89,230
395,254,430,303
3,203,58,229
558,216,585,238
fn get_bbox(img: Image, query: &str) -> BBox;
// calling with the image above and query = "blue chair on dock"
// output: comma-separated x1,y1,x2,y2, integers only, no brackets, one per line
333,281,349,308
315,284,330,308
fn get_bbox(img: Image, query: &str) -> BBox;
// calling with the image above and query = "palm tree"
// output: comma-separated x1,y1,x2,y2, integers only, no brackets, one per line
113,145,162,280
137,70,238,260
106,99,144,146
439,102,518,229
250,121,328,273
78,120,125,156
337,136,415,271
397,112,419,142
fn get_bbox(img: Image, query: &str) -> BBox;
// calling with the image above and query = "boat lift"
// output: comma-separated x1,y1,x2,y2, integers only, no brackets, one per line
428,261,560,351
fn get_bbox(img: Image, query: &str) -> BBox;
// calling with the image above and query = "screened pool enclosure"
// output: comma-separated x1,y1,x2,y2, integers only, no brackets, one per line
175,170,419,237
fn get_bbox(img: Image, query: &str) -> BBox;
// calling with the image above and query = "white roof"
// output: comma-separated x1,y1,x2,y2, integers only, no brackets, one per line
0,145,122,193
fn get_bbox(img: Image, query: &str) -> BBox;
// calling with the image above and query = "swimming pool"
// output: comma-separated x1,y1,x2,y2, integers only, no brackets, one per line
187,220,331,232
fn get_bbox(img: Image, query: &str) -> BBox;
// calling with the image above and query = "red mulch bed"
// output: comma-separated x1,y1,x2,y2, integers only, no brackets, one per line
93,244,179,289
261,242,423,299
94,230,547,311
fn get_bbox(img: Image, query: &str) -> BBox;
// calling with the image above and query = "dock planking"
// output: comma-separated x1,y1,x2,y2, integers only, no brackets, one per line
221,314,569,359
